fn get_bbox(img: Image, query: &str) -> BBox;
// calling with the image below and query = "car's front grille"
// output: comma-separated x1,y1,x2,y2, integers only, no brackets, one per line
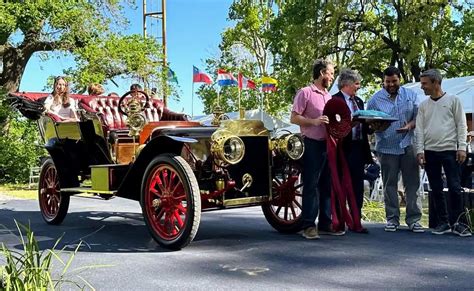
225,136,271,199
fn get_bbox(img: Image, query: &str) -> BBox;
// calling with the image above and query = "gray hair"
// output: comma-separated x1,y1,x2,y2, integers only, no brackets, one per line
420,69,443,84
338,68,361,90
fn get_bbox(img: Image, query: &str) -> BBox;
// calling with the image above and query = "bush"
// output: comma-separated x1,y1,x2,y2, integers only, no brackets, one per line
0,95,46,183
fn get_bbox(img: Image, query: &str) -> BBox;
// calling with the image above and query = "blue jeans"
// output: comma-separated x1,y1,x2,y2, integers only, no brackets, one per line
424,150,464,225
301,138,331,229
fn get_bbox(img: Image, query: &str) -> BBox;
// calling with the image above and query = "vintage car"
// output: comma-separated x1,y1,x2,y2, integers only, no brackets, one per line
8,90,304,249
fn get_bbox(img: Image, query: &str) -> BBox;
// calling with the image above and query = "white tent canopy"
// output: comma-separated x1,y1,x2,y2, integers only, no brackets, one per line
193,109,292,132
403,76,474,113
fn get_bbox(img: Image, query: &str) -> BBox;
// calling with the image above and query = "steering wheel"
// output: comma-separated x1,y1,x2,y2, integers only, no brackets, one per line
118,90,150,116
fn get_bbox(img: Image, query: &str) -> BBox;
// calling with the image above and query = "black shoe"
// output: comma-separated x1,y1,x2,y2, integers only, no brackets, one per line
452,223,472,237
318,225,345,236
432,223,451,235
353,227,369,234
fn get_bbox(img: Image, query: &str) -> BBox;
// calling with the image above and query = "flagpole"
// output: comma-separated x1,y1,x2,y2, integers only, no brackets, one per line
191,81,195,118
260,90,264,121
238,85,242,119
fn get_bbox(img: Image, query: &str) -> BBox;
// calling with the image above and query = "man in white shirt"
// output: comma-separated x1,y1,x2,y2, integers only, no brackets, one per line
415,69,471,237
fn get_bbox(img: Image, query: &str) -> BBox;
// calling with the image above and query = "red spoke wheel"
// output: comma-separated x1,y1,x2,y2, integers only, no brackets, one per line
38,159,70,225
262,162,303,233
141,154,201,250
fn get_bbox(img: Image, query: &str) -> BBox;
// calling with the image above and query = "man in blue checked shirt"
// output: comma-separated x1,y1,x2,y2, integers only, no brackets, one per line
367,66,423,233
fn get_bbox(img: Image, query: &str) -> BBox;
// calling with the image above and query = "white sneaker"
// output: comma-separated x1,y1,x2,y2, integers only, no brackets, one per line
409,222,425,233
384,222,398,232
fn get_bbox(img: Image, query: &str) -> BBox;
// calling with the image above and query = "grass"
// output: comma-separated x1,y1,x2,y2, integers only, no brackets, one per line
0,184,37,200
362,195,430,227
0,221,94,290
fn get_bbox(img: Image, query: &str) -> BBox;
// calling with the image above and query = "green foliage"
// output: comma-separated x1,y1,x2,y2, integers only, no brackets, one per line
66,34,173,96
0,0,166,93
204,0,473,118
198,0,291,117
0,221,89,290
0,98,45,184
270,0,473,88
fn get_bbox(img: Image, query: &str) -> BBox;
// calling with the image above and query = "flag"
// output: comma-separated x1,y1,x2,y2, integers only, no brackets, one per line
217,69,238,86
262,76,278,92
238,73,256,90
193,66,212,84
168,68,178,84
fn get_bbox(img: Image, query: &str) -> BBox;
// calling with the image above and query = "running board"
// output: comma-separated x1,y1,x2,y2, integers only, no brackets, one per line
61,187,117,195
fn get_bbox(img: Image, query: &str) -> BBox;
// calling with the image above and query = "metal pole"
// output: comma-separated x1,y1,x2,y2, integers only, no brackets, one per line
143,0,147,37
191,81,194,118
162,0,168,107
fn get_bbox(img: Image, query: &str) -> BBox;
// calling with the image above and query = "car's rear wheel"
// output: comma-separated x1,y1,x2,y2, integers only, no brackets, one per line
141,154,201,250
262,161,303,233
38,159,70,224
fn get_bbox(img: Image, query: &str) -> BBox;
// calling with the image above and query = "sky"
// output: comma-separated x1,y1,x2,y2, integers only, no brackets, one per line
19,0,234,116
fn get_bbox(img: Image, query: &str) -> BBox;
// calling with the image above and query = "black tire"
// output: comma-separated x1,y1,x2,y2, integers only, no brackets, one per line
141,154,201,250
262,161,303,233
38,158,70,225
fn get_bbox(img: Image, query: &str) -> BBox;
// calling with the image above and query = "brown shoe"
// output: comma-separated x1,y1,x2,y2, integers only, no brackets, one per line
302,227,320,239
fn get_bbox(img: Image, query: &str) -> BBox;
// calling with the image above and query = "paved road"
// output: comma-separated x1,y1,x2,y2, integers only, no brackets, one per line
1,195,473,290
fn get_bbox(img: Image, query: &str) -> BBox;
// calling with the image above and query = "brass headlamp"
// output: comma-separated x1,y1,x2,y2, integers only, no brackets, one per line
126,98,146,137
271,133,304,160
211,130,245,166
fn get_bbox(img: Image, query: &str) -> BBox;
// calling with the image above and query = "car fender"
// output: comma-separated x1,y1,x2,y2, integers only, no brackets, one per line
116,135,196,201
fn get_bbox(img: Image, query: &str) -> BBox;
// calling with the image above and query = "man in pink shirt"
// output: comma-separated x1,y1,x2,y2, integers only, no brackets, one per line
291,59,342,239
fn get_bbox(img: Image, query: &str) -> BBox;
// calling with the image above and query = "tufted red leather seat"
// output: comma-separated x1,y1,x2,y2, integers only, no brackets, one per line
9,92,189,134
78,96,189,133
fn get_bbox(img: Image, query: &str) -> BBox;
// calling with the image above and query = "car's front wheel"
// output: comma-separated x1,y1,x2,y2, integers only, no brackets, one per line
141,154,201,250
262,161,303,233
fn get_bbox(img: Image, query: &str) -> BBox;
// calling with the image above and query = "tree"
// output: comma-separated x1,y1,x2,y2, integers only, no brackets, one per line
269,0,474,99
0,0,171,183
198,0,290,117
0,0,166,93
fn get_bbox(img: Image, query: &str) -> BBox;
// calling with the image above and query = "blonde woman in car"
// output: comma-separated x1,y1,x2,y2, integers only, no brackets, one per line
43,76,78,121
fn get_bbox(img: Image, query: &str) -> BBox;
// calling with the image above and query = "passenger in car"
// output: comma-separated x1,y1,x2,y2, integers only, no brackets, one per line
43,76,78,121
87,83,105,96
130,83,143,91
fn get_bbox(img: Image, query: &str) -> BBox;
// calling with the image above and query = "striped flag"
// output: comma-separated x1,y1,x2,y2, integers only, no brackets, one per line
262,76,278,92
217,69,238,86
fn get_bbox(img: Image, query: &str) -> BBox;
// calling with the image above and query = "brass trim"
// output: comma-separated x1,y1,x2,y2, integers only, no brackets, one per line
55,122,82,140
41,117,58,142
223,196,268,207
91,167,111,191
271,133,304,160
210,132,245,166
92,118,104,137
219,120,269,137
61,187,117,195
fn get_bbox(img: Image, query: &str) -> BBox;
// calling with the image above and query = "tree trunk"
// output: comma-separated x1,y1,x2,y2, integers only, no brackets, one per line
1,47,31,93
410,62,421,82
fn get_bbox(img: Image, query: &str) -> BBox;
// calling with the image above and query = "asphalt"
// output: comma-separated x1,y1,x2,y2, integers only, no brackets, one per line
0,195,473,290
